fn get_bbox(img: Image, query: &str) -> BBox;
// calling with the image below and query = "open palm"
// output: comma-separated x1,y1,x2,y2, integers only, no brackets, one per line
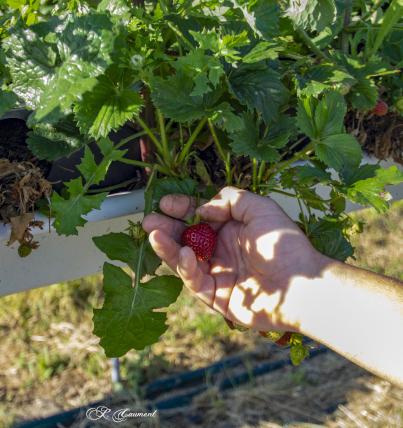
143,187,323,332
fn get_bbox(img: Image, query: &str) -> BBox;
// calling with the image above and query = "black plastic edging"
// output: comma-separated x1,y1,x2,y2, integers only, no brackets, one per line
14,345,327,428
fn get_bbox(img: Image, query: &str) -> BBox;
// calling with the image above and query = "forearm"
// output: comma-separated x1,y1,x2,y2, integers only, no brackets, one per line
283,256,403,386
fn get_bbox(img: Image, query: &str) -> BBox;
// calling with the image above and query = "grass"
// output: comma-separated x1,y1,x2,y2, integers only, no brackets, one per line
0,201,402,427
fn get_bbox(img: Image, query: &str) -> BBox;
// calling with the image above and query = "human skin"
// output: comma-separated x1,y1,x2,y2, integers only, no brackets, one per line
142,186,403,387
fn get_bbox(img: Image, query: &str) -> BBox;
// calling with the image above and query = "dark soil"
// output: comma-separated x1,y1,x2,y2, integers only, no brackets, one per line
346,111,403,164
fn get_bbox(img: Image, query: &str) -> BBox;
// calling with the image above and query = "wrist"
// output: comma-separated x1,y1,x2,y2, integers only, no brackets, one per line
278,253,341,333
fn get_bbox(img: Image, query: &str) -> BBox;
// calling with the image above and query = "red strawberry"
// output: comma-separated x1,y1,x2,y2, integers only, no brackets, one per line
181,223,217,261
372,100,388,116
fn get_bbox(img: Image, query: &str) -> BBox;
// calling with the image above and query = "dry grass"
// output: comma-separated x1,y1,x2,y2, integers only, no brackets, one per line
0,201,402,428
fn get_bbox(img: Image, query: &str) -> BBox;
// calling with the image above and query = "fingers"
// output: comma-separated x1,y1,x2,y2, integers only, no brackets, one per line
197,186,269,224
160,194,196,220
143,213,185,242
148,230,180,271
177,247,216,308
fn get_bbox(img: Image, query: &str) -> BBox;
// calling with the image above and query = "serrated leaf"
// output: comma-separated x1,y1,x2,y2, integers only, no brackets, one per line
297,91,346,140
93,232,160,274
150,73,217,123
285,0,337,32
152,177,198,210
51,138,126,235
174,50,225,97
347,78,378,111
314,91,346,138
295,164,332,185
51,178,107,235
346,166,403,212
341,164,379,186
0,90,17,116
210,102,243,132
26,115,88,161
5,13,116,120
77,138,126,185
296,63,356,97
229,65,288,123
307,217,353,261
93,263,182,357
316,134,362,172
233,0,280,40
74,66,143,139
243,41,281,63
230,114,294,161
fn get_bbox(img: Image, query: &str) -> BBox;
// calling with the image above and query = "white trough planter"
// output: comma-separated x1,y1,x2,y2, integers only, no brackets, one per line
0,158,402,298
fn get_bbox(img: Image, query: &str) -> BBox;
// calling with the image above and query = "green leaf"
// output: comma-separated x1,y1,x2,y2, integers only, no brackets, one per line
174,50,225,97
93,232,160,275
341,164,379,186
51,178,108,236
307,217,353,261
5,13,116,120
150,73,217,123
77,138,126,185
233,0,280,40
315,134,362,172
74,66,143,139
297,97,316,139
230,114,294,161
152,177,198,210
51,138,126,235
242,41,281,63
314,91,346,138
346,166,403,212
295,164,332,185
285,0,337,32
0,90,17,116
210,102,243,132
93,264,182,357
26,115,88,161
229,64,289,123
347,78,378,111
297,91,346,139
296,63,356,98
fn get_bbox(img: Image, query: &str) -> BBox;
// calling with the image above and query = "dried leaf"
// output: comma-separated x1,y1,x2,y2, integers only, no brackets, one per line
8,213,34,245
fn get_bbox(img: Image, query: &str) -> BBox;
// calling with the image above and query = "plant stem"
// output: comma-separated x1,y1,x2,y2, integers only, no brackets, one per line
136,116,165,156
120,158,170,175
114,130,148,150
166,21,194,50
342,0,352,53
296,28,329,60
87,177,141,194
257,160,266,187
252,158,258,193
156,109,171,163
207,119,232,185
178,117,207,164
265,141,315,181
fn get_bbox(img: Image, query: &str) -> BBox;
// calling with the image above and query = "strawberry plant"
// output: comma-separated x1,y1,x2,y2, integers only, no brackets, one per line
0,0,403,364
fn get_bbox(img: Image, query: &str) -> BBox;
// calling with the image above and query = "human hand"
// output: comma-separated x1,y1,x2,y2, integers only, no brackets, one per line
142,187,328,333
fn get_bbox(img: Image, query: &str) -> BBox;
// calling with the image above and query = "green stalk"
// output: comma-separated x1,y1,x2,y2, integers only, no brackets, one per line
156,109,171,163
166,21,194,50
114,130,148,150
252,158,258,193
177,118,207,164
257,160,266,187
120,158,170,175
366,0,403,58
136,116,165,156
207,119,232,185
296,28,329,60
342,0,352,53
265,141,315,181
135,167,157,288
